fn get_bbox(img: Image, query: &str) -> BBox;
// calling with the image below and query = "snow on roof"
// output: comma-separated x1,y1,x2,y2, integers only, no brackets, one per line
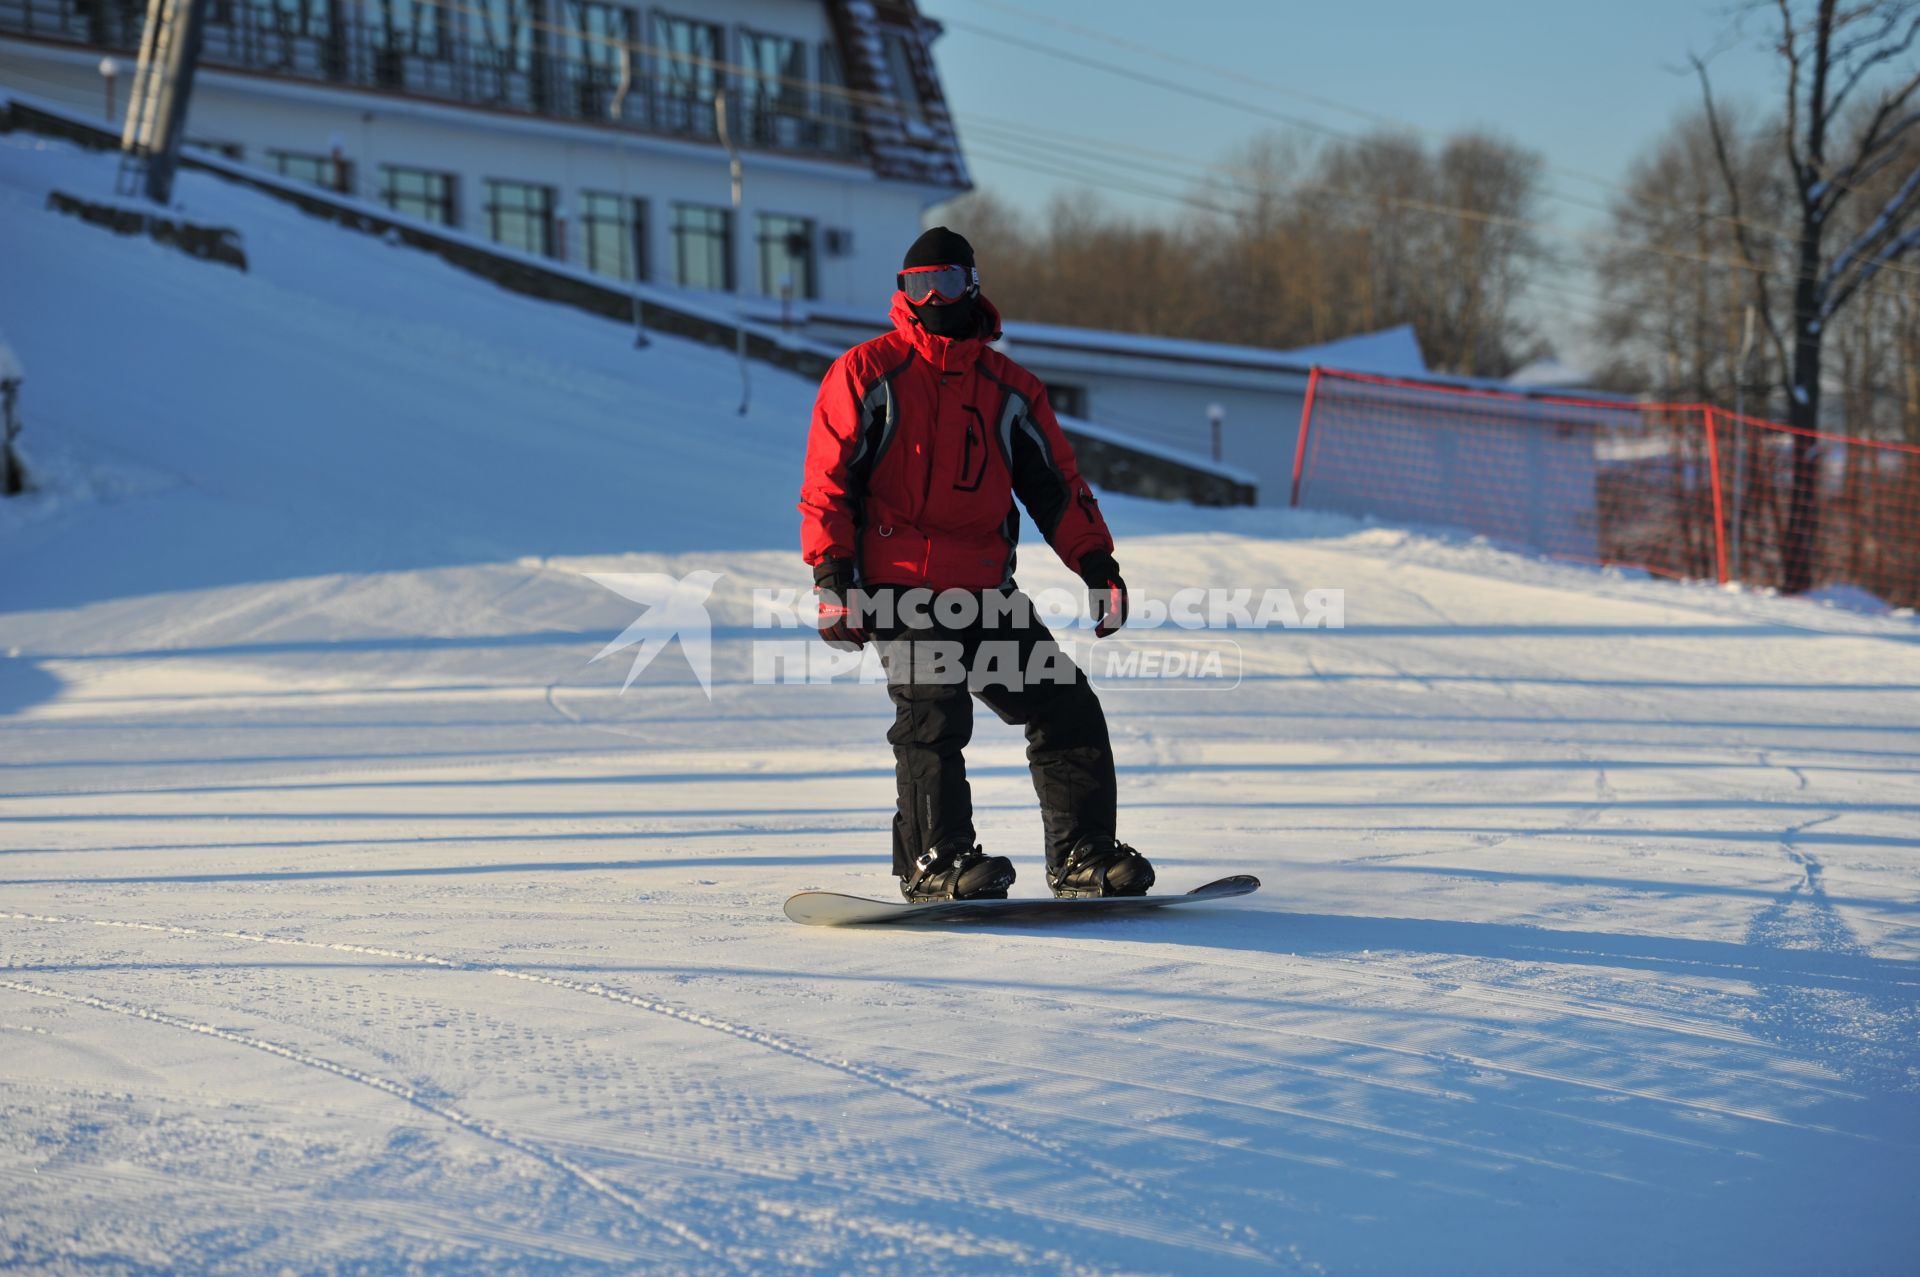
747,298,1431,381
747,299,1642,411
1266,326,1431,376
1507,357,1593,389
993,320,1429,379
826,0,970,190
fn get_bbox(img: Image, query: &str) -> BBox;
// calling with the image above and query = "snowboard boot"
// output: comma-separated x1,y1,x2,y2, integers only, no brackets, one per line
1047,835,1155,899
899,843,1016,903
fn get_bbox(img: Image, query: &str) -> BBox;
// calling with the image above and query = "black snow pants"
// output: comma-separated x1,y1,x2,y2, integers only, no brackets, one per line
867,587,1117,877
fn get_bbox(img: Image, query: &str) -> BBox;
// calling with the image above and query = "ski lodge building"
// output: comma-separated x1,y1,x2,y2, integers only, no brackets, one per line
0,0,1608,559
0,0,966,312
772,301,1604,562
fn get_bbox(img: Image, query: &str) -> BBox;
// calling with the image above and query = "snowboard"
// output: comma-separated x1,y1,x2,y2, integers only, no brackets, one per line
783,874,1260,927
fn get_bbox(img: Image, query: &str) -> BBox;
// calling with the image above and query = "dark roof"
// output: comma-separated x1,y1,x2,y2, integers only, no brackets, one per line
825,0,972,190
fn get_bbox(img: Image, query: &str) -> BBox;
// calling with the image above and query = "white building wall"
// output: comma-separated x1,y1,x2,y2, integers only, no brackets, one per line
1006,354,1310,505
783,312,1601,544
957,344,1600,555
1,23,939,314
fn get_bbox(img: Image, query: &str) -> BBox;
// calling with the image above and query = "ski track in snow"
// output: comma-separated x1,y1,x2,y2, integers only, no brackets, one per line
0,907,1284,1269
0,975,732,1269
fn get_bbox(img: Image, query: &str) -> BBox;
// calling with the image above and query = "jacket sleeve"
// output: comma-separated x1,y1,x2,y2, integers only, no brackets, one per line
798,357,864,567
1009,386,1115,575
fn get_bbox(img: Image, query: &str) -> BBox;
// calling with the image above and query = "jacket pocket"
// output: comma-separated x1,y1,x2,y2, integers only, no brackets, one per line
953,406,988,492
861,522,929,585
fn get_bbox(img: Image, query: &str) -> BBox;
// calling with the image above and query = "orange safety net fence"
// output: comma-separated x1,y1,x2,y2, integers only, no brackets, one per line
1293,368,1920,608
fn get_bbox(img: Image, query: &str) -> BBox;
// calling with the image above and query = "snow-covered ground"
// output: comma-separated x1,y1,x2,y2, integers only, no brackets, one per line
3,129,1919,1275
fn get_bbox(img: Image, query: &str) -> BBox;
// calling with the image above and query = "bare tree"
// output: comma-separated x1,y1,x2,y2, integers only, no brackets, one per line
1302,130,1548,376
924,188,1039,304
933,129,1549,378
1696,0,1920,591
1827,126,1920,445
938,188,1218,337
1194,133,1373,352
1591,107,1790,404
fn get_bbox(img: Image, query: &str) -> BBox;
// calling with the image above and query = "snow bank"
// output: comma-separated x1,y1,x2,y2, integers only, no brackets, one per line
1798,582,1896,616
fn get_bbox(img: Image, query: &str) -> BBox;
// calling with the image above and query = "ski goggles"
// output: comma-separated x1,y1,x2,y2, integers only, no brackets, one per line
897,263,979,304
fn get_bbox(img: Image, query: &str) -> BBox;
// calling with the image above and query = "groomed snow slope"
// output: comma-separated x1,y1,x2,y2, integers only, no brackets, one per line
2,131,1919,1275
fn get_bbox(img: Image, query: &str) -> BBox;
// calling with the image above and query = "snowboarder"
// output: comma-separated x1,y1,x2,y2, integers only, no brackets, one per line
799,227,1154,903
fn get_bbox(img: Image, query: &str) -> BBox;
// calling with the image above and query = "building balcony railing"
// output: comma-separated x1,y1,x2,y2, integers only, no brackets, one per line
0,0,865,163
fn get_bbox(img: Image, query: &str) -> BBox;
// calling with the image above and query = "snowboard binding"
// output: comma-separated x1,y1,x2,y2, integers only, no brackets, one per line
1047,835,1155,899
899,844,1016,903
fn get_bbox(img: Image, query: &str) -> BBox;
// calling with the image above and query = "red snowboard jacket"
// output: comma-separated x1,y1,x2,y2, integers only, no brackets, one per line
799,292,1114,590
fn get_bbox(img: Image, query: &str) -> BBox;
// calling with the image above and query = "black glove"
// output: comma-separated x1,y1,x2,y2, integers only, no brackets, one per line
1078,550,1128,638
813,557,865,651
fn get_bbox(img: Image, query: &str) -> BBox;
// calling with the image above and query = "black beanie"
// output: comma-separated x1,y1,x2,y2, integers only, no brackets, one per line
903,226,975,270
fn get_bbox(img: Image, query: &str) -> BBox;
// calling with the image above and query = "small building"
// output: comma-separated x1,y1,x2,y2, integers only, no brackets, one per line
768,302,1609,557
0,0,968,311
987,321,1431,503
773,302,1431,500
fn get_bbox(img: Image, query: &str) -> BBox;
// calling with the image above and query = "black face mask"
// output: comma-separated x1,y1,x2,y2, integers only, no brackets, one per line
911,295,981,340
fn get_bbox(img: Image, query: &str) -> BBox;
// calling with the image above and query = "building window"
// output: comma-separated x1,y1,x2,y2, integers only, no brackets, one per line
485,179,557,258
380,165,457,226
378,0,446,57
269,149,349,192
881,31,926,126
818,41,853,154
251,0,329,40
475,0,536,73
672,203,733,291
581,191,647,281
755,213,814,299
653,11,723,137
1045,383,1089,418
739,29,807,148
561,3,634,119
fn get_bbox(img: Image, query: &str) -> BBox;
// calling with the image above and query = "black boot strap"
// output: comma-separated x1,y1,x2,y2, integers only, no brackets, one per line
906,845,981,895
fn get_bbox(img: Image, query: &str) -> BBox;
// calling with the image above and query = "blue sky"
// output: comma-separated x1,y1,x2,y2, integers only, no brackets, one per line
926,1,1787,358
930,0,1781,220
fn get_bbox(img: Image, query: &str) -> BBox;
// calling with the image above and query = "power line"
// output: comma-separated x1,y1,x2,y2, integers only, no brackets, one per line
942,12,1635,230
959,122,1920,367
0,32,1856,387
944,3,1920,283
226,0,1920,302
956,110,1920,306
405,0,1679,295
959,136,1621,351
955,1,1661,209
29,0,1914,308
960,138,1237,216
964,0,1424,135
939,15,1350,142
